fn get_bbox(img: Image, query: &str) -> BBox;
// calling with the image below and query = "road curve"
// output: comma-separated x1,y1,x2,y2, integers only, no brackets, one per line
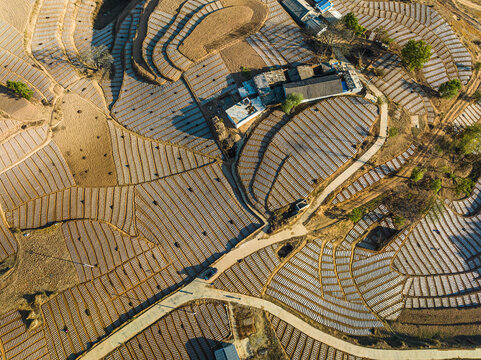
78,281,481,360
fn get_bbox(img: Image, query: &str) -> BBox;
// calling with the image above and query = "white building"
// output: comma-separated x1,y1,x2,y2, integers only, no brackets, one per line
226,97,266,129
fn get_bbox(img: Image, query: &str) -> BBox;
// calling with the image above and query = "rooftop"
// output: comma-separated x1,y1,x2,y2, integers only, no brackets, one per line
214,344,240,360
283,74,344,101
226,97,266,128
281,0,313,22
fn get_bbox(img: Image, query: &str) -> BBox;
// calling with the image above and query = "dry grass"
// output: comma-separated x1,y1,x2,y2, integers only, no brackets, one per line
220,40,268,77
0,224,79,316
179,0,267,62
53,93,117,186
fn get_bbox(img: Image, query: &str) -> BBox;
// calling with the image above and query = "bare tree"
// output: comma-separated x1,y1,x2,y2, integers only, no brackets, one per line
79,45,114,79
306,21,354,58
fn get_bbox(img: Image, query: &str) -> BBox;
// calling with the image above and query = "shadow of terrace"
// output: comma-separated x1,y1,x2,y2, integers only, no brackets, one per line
185,338,231,360
448,225,481,285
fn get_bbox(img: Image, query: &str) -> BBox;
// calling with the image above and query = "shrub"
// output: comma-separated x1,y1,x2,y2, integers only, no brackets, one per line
343,12,366,37
474,62,481,71
457,124,481,155
455,177,474,197
430,178,442,194
382,37,394,46
393,215,405,228
401,39,432,71
372,68,385,77
241,66,251,79
349,207,365,223
438,79,462,99
281,92,303,114
6,80,33,100
410,166,427,182
388,127,398,138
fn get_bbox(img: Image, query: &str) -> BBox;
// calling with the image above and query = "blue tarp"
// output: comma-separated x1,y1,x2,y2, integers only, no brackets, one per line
341,80,349,92
315,0,332,11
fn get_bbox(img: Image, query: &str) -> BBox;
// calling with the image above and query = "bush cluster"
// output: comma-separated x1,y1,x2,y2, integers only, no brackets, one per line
343,12,366,37
281,93,303,114
6,80,33,100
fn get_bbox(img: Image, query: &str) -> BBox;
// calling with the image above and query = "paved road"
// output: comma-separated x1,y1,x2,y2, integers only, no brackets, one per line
78,74,393,359
79,281,481,360
207,222,307,282
78,80,396,360
301,78,387,223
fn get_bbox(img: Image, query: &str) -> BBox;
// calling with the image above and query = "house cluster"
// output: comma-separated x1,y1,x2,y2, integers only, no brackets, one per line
226,62,363,128
280,0,342,36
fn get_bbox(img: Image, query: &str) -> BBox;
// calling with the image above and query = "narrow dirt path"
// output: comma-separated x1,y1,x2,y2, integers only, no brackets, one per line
456,0,481,12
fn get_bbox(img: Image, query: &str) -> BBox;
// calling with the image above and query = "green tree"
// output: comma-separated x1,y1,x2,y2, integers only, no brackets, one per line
438,79,462,99
281,93,304,114
6,80,33,100
430,178,442,194
410,166,427,182
343,12,366,37
457,124,481,155
349,207,364,223
401,39,432,71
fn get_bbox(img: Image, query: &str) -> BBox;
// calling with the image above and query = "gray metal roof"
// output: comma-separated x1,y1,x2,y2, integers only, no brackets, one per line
214,344,240,360
281,0,312,22
283,74,344,101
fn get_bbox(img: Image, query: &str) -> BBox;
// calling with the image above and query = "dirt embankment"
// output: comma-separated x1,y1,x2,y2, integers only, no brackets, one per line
179,0,267,62
53,93,117,187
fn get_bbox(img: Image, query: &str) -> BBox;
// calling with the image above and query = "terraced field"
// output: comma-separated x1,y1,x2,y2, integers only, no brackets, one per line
0,0,478,358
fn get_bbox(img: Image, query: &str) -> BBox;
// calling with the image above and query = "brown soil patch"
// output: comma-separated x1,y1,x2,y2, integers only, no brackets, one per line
220,40,267,78
0,224,78,315
392,307,481,347
53,93,117,187
179,0,267,62
0,89,42,120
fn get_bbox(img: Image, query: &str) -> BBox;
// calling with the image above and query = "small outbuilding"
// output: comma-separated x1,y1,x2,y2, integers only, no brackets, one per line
214,344,240,360
304,16,327,36
281,0,314,22
315,0,332,13
226,97,266,128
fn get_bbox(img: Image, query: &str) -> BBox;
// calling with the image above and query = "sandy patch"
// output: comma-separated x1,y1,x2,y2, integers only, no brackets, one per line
179,0,267,62
155,0,183,16
53,93,117,186
0,0,32,32
220,40,267,76
0,89,42,120
0,224,78,315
